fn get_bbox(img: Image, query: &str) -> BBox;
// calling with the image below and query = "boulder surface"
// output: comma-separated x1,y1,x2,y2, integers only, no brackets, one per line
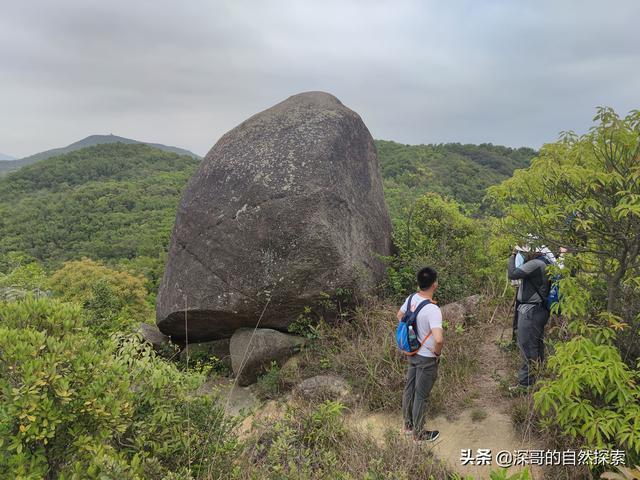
156,91,392,341
440,294,485,327
138,323,171,351
229,328,305,386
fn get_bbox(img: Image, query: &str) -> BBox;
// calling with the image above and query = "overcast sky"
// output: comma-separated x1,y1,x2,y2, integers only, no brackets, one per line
1,0,639,158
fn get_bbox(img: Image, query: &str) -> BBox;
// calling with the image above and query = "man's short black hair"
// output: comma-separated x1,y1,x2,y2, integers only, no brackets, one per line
417,267,437,290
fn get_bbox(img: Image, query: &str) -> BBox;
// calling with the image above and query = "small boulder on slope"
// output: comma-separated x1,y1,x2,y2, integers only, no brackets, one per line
230,328,305,386
440,294,485,327
138,322,171,351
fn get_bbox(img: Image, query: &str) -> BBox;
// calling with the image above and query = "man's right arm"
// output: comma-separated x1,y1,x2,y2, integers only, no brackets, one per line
508,254,539,280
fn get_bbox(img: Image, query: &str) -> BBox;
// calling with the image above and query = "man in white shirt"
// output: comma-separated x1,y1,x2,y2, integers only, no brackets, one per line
396,266,444,442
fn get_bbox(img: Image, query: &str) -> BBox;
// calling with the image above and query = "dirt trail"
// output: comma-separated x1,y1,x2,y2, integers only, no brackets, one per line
349,321,546,479
210,314,547,478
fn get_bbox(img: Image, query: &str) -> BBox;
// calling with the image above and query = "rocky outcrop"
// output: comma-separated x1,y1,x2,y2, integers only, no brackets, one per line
461,294,483,313
294,375,354,405
156,91,392,341
230,328,305,386
138,323,171,351
440,294,484,326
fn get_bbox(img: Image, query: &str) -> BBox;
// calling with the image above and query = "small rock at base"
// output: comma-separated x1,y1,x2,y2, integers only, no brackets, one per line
138,322,171,350
230,328,305,386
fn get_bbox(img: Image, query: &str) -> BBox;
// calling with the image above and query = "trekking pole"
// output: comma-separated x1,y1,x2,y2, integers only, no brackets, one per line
511,291,518,345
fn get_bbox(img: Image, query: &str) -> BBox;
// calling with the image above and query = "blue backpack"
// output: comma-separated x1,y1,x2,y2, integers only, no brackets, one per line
395,293,433,355
547,274,561,312
538,256,561,313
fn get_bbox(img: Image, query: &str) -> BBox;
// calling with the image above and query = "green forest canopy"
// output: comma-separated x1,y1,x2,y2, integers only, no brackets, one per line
376,140,535,218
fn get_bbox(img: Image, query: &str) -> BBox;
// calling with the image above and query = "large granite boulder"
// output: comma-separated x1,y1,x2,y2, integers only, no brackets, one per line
156,91,392,341
230,328,305,386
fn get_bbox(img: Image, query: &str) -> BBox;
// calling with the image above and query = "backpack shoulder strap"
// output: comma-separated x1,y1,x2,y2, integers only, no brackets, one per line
405,293,415,313
412,298,432,315
402,300,435,356
531,281,550,311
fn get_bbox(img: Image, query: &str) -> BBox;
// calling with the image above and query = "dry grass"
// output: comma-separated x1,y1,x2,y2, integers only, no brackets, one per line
294,297,480,416
470,408,488,422
237,398,451,480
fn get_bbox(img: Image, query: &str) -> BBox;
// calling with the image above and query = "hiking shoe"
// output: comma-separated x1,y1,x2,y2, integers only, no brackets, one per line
403,428,413,436
414,430,440,442
499,341,517,352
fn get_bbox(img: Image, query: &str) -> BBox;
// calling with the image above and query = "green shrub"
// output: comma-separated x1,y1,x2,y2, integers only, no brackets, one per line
49,258,151,337
534,326,640,465
0,296,240,479
113,333,241,479
385,192,493,304
489,107,640,472
0,297,135,478
0,253,47,292
254,362,285,400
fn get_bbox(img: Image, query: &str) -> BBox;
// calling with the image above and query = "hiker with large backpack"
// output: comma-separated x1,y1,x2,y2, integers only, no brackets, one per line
395,267,444,442
507,247,553,391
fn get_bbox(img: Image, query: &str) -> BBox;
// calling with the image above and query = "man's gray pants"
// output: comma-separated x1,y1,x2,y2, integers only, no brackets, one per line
402,355,438,434
516,303,550,386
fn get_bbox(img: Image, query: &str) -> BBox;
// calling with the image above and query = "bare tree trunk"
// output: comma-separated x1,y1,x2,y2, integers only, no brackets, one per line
607,262,627,313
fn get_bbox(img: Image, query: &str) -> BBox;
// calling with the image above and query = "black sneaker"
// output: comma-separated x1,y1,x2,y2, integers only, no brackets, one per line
414,430,440,442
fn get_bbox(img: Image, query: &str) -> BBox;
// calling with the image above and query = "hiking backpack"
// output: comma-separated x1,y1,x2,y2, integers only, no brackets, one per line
540,255,562,313
532,258,562,313
395,293,433,355
547,274,561,312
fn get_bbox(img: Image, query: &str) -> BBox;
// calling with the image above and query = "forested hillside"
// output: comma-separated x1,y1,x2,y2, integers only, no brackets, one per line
0,134,200,176
0,143,199,292
376,140,535,218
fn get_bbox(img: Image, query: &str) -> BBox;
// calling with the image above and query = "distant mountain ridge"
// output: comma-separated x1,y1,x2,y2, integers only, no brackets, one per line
0,152,16,161
0,142,200,267
375,140,535,214
0,134,200,176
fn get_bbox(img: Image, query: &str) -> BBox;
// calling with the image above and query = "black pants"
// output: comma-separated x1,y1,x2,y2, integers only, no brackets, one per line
402,355,438,434
516,304,549,386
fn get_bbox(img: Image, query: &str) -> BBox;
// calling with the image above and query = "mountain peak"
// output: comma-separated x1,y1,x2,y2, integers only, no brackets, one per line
0,135,201,176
